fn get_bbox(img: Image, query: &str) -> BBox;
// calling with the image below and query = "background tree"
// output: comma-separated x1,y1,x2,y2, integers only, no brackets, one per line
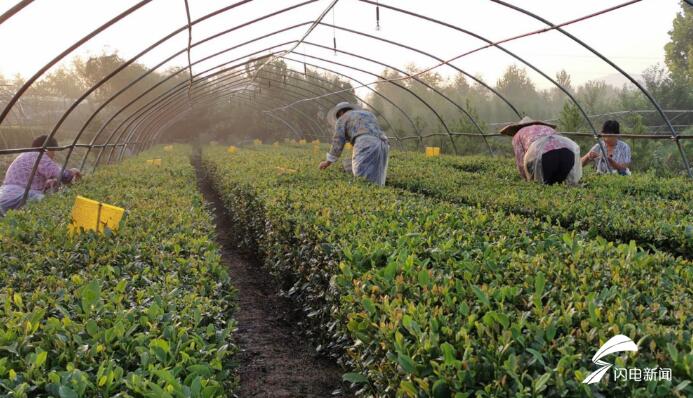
664,1,693,80
558,101,584,132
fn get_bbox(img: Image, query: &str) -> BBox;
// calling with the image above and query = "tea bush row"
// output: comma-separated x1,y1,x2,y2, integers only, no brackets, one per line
386,152,693,257
202,145,691,397
0,146,237,397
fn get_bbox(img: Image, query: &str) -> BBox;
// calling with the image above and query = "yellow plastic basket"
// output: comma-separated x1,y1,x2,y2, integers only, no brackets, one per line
146,158,162,166
425,147,440,157
69,195,125,235
227,146,238,154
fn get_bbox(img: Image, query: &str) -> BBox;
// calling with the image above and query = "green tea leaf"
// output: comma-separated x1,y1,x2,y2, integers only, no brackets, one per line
81,280,101,313
58,386,78,398
342,372,369,384
471,285,490,308
397,354,417,374
432,380,452,398
35,351,47,368
534,272,545,297
534,372,552,392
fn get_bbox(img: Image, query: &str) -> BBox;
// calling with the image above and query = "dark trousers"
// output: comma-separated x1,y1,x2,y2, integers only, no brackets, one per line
541,148,575,185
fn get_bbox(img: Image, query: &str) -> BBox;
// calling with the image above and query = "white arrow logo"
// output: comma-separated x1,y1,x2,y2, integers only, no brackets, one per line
582,335,638,384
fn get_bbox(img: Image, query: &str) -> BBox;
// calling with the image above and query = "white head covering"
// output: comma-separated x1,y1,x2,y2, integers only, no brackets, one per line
326,102,360,126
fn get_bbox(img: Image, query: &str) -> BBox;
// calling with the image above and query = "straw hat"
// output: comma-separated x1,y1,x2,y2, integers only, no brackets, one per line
499,116,557,136
326,102,360,126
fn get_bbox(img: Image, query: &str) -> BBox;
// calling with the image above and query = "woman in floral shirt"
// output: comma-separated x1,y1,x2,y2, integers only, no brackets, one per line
0,135,81,215
502,116,582,185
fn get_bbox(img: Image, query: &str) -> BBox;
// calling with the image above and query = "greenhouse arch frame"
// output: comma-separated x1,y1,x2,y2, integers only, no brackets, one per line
0,0,691,205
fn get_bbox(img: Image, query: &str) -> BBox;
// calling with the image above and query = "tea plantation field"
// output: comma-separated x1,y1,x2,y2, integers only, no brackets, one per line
0,147,237,397
202,144,691,397
1,143,690,397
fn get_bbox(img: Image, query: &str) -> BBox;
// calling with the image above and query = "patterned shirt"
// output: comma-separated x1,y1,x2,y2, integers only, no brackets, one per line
588,140,631,173
512,124,571,180
326,110,387,163
2,152,73,191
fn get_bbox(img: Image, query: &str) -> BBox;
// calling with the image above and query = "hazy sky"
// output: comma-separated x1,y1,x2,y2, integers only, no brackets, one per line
0,0,684,93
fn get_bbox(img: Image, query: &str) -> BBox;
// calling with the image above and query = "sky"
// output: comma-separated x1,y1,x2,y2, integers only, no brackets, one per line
0,0,685,95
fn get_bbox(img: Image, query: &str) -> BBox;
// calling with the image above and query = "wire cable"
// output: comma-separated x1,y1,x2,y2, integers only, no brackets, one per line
264,0,642,112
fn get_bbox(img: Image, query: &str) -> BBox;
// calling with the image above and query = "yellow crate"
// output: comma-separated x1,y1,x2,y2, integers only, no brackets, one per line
69,195,125,235
425,147,440,157
146,158,162,166
163,145,173,152
227,146,238,154
253,139,262,145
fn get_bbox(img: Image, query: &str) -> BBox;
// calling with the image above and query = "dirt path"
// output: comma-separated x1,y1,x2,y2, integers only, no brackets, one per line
192,155,349,398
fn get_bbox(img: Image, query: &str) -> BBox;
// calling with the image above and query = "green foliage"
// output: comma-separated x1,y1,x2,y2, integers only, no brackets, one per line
387,151,693,257
0,146,237,397
558,101,584,132
665,2,693,80
202,144,692,397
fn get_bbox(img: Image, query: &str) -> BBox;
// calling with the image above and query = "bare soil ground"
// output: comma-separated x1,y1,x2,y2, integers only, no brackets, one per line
193,155,350,398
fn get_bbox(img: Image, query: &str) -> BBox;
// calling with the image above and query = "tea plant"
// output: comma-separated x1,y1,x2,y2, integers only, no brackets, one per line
387,151,692,257
202,145,692,397
0,146,237,397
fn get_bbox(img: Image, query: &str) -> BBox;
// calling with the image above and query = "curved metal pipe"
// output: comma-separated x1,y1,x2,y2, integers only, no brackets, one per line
143,91,312,149
491,0,691,177
0,0,34,25
244,69,397,135
0,0,153,126
94,72,329,168
255,71,397,136
321,21,521,119
103,47,418,166
135,88,316,153
282,56,423,148
76,47,296,171
291,49,458,153
147,93,330,147
137,44,451,154
109,67,335,163
59,17,318,179
136,93,306,154
301,41,488,153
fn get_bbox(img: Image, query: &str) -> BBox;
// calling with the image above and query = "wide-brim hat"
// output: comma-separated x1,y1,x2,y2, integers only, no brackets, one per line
326,102,360,126
499,116,557,136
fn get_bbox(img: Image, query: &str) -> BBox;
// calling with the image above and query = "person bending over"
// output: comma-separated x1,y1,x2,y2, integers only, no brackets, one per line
319,102,390,186
502,116,582,185
0,135,81,215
